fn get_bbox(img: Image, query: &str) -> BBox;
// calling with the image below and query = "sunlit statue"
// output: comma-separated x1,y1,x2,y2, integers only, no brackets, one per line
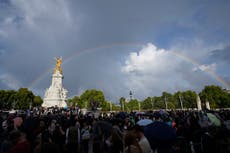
43,57,67,108
54,57,62,74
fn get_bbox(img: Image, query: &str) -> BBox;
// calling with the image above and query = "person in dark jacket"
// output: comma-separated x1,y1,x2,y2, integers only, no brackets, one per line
7,130,30,153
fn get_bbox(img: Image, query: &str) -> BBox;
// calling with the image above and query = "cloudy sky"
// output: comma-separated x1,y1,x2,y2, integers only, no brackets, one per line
0,0,230,103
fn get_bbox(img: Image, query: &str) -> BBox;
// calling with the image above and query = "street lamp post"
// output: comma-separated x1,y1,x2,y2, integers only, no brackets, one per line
85,101,87,109
164,96,168,110
122,100,124,111
179,95,183,110
110,101,112,112
151,97,154,110
138,101,141,112
30,101,32,110
12,100,16,110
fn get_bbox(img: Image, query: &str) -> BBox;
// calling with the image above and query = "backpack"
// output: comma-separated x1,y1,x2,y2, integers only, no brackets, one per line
81,128,90,140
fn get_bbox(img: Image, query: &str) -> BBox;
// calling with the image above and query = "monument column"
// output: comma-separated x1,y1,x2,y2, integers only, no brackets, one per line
42,57,68,108
196,95,202,111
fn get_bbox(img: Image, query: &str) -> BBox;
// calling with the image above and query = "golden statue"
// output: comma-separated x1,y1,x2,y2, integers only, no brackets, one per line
54,57,62,74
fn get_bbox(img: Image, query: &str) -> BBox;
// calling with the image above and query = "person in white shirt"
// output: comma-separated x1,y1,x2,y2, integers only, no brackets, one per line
133,125,153,153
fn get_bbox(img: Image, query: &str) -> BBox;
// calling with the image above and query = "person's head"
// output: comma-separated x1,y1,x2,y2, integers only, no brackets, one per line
75,121,80,128
2,120,8,130
133,124,144,139
124,131,143,153
39,121,46,131
154,112,161,121
124,131,139,147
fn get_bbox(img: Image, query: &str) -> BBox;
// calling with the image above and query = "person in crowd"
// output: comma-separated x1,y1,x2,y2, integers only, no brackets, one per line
0,107,229,153
48,120,56,136
123,118,133,131
133,125,152,153
52,122,65,153
0,119,14,153
153,112,161,121
65,121,80,153
33,130,60,153
81,121,90,153
124,131,142,153
108,125,123,153
92,118,103,153
7,130,30,153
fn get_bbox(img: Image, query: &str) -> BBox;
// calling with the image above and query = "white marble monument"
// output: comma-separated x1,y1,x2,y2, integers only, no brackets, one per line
196,95,202,111
205,100,210,110
42,57,68,108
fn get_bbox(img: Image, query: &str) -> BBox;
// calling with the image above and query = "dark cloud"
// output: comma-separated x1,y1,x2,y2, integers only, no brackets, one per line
0,0,230,101
210,46,230,64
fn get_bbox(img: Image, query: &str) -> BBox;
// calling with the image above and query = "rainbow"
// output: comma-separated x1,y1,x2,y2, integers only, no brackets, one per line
28,42,143,88
28,43,230,90
171,51,230,89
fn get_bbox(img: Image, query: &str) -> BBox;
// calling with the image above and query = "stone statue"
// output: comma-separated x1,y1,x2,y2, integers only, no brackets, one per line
43,57,67,108
54,57,62,74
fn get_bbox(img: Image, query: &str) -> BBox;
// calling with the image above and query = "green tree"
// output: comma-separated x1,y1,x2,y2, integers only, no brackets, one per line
161,92,175,109
15,88,35,109
199,85,230,108
80,89,105,110
173,92,183,109
0,90,17,109
33,96,43,107
141,97,152,110
126,99,139,111
219,91,230,107
103,101,111,111
173,91,196,109
116,103,122,111
112,103,121,111
0,90,5,109
73,96,81,107
0,89,44,110
67,98,73,107
119,97,126,111
181,90,197,109
67,96,83,108
153,96,165,109
5,90,17,109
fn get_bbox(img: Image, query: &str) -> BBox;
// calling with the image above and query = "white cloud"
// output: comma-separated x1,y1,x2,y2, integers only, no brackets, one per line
193,63,216,72
121,43,221,99
121,43,186,98
122,43,176,75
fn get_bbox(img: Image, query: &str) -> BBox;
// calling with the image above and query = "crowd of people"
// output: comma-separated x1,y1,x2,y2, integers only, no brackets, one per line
0,107,229,153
